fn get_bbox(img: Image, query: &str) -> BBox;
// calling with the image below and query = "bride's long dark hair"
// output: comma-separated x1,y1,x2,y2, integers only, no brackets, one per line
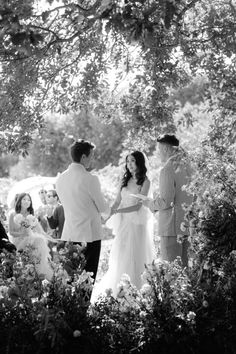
121,151,147,189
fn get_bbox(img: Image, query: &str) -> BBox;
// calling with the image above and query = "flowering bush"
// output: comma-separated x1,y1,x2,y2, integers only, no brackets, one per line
90,257,236,353
184,145,236,267
1,245,236,353
0,242,95,354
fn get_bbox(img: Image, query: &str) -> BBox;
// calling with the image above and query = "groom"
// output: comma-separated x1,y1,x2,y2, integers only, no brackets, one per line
143,134,193,267
56,139,110,284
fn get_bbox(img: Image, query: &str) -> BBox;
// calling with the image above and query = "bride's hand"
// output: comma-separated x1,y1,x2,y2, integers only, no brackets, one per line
110,208,118,217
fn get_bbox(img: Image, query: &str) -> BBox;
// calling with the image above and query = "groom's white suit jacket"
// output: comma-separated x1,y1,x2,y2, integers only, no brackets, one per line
56,163,109,243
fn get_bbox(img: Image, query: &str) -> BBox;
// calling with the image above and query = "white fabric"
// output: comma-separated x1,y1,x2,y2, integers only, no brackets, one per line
56,163,110,242
7,176,57,209
9,215,54,280
92,182,155,300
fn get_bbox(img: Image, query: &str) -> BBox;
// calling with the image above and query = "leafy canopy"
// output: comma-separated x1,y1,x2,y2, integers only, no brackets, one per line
0,0,235,152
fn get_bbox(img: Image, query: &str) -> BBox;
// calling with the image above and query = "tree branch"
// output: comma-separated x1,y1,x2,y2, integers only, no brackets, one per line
30,24,59,40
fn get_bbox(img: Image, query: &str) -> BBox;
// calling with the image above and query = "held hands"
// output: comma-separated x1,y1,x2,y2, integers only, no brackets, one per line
110,207,118,216
102,207,118,224
141,198,157,213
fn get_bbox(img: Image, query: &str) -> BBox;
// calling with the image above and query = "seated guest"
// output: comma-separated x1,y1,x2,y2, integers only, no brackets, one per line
8,192,54,279
46,189,60,209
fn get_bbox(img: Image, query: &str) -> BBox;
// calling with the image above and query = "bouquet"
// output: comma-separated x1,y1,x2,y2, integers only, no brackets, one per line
14,214,38,230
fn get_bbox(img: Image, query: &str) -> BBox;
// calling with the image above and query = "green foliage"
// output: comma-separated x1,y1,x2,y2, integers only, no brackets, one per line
9,109,126,178
0,0,235,153
2,249,236,353
0,154,18,177
184,136,236,269
0,242,94,354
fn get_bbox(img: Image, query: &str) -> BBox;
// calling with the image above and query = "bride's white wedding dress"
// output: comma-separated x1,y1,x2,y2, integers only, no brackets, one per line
92,183,155,300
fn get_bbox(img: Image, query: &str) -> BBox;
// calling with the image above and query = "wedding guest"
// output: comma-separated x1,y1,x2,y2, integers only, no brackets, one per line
8,192,54,279
46,204,65,239
0,220,16,253
46,189,60,208
44,189,60,238
92,151,155,300
36,189,48,232
143,134,193,267
56,139,110,289
0,220,16,277
38,189,47,205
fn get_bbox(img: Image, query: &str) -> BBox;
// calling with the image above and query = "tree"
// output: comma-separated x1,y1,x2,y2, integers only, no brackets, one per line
10,107,126,177
0,0,235,152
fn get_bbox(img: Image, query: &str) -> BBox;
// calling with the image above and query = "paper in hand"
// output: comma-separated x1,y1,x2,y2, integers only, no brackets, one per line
130,194,152,201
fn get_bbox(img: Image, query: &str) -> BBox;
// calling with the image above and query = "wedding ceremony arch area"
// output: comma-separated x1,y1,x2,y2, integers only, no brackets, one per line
0,0,236,353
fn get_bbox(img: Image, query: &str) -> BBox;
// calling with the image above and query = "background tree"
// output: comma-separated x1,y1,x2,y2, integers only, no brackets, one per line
10,106,126,178
0,0,235,154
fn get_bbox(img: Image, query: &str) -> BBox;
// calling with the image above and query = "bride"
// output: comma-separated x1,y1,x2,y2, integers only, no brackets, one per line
92,151,155,300
8,192,55,280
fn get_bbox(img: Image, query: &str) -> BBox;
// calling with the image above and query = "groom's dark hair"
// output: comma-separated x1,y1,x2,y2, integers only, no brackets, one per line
156,134,179,147
70,139,96,163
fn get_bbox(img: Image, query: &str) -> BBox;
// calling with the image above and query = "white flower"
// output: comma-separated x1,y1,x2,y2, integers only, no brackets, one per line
154,258,162,267
26,214,38,228
14,214,24,226
187,311,196,321
0,285,9,299
42,279,50,287
217,270,225,278
140,283,152,296
120,273,130,283
198,211,204,219
203,262,210,270
188,258,194,268
180,222,187,232
139,311,146,319
177,234,184,243
73,330,81,338
116,285,125,298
